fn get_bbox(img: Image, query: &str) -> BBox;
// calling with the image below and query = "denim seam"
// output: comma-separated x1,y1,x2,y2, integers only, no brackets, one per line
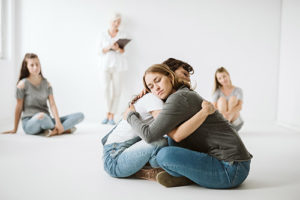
232,163,240,187
161,163,188,177
222,164,232,185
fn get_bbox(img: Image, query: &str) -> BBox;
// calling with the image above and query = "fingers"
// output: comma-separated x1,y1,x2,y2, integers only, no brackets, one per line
131,89,148,105
2,130,16,134
138,89,146,98
202,101,216,114
46,128,58,137
58,128,64,134
130,96,139,105
123,107,131,120
123,104,136,120
129,104,136,112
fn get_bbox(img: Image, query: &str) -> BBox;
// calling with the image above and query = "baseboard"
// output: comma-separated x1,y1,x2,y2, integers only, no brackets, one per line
277,121,300,132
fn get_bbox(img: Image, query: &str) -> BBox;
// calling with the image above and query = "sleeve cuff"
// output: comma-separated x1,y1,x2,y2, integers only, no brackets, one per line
127,111,139,123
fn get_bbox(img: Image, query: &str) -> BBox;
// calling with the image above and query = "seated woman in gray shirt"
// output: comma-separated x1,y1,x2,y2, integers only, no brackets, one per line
3,53,84,136
126,64,252,188
212,67,244,131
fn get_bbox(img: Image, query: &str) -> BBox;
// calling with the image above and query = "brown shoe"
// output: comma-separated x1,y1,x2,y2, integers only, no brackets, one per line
156,171,193,187
131,167,164,181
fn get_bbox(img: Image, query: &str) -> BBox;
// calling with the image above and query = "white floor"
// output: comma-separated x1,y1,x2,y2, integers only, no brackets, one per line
0,121,299,200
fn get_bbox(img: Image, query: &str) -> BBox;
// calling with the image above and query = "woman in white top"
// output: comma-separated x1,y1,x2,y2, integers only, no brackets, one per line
212,67,244,131
102,93,167,179
98,13,128,125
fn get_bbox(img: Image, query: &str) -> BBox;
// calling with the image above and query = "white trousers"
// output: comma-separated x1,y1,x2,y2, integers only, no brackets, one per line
103,68,121,114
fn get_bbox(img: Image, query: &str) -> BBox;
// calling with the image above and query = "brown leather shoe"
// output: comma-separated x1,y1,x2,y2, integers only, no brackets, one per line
132,167,164,181
156,171,193,187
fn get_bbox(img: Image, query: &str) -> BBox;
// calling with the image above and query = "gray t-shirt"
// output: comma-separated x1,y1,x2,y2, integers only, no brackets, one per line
127,86,252,162
212,87,243,102
16,78,53,119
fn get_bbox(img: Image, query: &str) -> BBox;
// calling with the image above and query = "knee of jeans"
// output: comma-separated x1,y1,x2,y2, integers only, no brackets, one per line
156,147,171,165
74,112,84,121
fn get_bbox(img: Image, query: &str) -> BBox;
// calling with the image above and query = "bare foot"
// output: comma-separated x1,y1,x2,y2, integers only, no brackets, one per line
46,128,59,137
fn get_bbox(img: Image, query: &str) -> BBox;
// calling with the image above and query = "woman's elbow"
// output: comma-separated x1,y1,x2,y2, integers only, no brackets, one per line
15,106,23,113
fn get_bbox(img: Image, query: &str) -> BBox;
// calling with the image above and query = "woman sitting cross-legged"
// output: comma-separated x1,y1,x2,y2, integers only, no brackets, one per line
126,64,252,188
2,53,84,136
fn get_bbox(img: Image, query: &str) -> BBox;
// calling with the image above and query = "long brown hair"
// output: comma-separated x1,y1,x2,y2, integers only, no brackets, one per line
143,64,191,93
17,53,44,84
213,66,231,93
130,60,194,105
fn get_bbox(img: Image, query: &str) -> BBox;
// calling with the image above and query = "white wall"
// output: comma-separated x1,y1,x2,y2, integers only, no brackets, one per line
278,0,300,130
0,0,16,123
14,0,281,122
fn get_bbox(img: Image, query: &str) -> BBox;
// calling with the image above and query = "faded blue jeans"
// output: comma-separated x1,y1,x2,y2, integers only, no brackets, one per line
157,144,251,189
102,135,167,178
22,112,84,135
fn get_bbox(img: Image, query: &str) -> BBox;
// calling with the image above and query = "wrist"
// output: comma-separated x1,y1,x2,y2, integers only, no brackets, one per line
201,108,209,115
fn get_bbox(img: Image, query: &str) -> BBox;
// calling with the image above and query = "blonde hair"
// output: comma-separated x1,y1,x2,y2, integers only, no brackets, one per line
110,13,121,23
143,64,191,93
213,66,232,93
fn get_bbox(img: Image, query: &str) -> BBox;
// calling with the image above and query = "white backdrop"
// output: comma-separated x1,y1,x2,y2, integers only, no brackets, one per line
0,0,16,123
10,0,282,122
278,0,300,130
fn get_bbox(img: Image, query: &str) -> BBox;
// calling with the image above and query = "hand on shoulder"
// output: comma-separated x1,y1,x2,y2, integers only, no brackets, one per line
202,101,216,115
123,104,136,120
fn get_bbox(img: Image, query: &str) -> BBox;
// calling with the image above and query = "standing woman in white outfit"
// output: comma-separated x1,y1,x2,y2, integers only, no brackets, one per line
98,13,128,125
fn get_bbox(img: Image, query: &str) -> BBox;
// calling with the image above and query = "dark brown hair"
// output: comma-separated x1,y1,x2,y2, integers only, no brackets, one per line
18,53,44,84
162,58,194,75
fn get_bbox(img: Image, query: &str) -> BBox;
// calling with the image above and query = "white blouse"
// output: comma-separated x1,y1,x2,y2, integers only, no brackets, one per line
98,30,128,72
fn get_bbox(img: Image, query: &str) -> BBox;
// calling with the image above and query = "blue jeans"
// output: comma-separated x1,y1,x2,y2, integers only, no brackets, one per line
22,112,84,135
103,137,167,178
157,145,251,189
